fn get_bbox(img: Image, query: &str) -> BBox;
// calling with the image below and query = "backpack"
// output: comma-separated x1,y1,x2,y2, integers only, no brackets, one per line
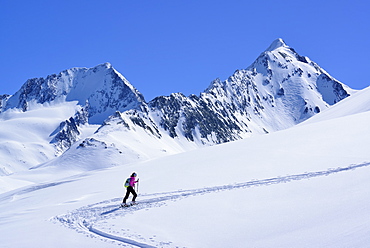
124,178,131,188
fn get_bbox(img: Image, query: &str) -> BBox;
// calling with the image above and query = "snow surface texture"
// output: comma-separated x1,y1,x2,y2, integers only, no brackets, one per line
0,39,354,176
1,67,370,247
53,163,370,248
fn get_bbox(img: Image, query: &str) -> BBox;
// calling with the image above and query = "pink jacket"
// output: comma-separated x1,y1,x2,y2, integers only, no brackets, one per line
129,177,138,187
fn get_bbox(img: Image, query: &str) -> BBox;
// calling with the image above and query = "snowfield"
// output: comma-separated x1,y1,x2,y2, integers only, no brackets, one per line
1,84,370,247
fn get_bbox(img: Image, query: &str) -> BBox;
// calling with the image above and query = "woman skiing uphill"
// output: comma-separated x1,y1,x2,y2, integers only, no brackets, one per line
121,172,139,207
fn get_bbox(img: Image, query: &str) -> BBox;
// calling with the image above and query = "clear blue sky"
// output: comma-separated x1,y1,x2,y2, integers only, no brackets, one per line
1,0,369,101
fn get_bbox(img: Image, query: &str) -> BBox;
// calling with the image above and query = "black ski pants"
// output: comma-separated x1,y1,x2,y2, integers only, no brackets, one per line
123,186,137,203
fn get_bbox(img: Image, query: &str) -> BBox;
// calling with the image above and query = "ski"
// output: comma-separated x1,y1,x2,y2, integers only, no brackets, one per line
120,202,138,208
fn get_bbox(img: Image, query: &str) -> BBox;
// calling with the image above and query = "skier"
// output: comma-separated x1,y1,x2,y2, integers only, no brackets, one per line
121,172,139,207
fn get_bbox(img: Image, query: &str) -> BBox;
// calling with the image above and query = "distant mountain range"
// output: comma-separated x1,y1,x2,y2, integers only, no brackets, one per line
0,39,354,175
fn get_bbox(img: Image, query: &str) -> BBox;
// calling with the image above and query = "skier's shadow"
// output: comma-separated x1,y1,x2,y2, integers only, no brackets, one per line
101,207,120,216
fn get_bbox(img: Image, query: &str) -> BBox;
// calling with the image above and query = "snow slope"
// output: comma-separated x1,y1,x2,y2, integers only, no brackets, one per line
0,86,370,247
301,85,370,124
0,101,99,177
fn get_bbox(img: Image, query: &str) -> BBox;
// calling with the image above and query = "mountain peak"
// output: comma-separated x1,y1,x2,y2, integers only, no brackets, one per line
100,62,112,69
265,38,288,51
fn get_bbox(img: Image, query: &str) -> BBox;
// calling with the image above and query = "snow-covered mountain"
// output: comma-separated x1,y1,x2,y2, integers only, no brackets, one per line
0,63,147,174
89,39,354,149
2,62,146,123
0,39,354,175
145,38,352,145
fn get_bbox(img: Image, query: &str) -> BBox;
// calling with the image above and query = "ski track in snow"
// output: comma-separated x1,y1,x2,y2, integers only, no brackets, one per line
53,162,370,247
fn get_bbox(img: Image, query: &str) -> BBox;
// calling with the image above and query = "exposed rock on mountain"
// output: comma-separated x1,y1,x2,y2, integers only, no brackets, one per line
0,94,10,109
50,105,89,155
